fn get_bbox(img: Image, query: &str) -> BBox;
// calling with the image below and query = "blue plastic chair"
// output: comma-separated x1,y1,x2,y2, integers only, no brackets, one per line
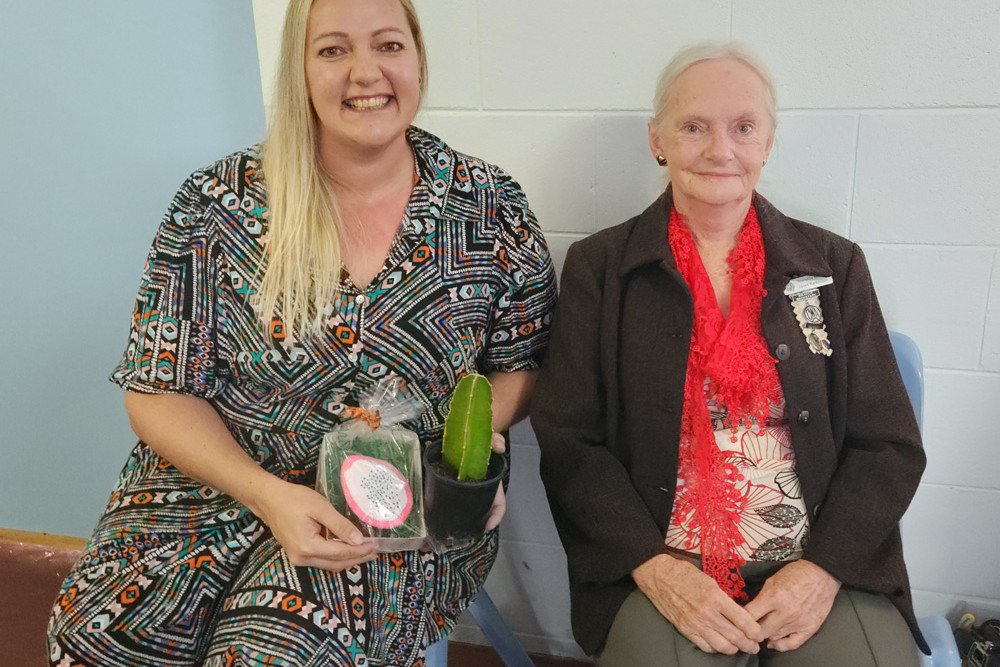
889,331,924,431
425,589,534,667
889,331,960,667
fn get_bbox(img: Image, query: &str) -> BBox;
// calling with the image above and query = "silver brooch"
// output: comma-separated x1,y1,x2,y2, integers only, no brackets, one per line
784,275,834,356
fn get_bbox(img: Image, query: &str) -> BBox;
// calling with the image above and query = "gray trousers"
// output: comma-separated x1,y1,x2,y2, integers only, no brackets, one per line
596,587,921,667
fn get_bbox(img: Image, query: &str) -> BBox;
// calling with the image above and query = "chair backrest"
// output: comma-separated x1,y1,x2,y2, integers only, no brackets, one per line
888,331,924,432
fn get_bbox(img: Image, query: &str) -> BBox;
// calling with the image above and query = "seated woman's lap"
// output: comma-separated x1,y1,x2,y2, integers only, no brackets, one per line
597,587,919,667
49,441,499,666
48,444,266,666
202,530,499,667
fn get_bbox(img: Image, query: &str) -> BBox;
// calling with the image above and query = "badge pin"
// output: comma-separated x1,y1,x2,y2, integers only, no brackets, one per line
784,275,833,295
802,304,823,324
786,278,833,357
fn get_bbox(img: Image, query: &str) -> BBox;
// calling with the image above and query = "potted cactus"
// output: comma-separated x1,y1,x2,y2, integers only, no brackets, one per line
423,373,508,543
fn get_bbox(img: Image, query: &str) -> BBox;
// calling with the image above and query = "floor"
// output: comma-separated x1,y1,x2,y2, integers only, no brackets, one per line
447,642,592,667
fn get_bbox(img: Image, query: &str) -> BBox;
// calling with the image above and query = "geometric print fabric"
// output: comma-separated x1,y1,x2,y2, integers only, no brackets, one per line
47,127,556,666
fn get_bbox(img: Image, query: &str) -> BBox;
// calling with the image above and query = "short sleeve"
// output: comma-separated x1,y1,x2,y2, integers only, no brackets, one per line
111,171,226,397
483,176,558,373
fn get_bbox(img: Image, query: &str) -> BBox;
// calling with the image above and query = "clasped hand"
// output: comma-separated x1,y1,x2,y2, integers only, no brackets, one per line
743,559,841,651
633,555,840,655
253,432,508,572
634,554,765,655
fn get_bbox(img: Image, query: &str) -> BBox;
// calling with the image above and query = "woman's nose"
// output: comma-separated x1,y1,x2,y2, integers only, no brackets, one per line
350,50,381,84
704,127,731,159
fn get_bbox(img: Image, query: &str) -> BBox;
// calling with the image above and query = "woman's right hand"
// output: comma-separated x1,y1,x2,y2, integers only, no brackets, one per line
632,554,764,655
250,475,378,572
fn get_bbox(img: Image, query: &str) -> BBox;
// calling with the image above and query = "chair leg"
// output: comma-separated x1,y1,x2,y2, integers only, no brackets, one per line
467,591,535,667
425,635,448,667
917,615,961,667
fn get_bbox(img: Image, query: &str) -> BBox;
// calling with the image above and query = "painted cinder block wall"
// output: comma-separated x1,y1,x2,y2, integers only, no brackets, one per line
252,0,1000,659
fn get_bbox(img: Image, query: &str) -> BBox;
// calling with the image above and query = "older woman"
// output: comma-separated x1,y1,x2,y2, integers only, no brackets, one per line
47,0,555,665
531,43,926,666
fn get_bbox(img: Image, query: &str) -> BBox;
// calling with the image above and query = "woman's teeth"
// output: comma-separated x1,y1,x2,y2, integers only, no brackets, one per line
345,96,390,110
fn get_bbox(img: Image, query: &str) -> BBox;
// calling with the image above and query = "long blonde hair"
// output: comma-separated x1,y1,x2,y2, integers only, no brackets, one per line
258,0,428,341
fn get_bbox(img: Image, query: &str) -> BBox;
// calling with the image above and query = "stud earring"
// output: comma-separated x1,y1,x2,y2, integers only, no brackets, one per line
656,155,667,166
763,159,767,166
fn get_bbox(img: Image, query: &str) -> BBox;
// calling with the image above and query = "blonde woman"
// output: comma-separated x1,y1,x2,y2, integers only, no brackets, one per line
47,0,556,664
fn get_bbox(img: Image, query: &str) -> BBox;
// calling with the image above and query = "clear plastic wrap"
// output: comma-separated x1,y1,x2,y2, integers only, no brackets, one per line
317,377,427,551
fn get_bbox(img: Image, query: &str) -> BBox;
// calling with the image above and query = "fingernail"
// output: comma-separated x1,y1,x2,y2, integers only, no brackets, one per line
348,531,364,545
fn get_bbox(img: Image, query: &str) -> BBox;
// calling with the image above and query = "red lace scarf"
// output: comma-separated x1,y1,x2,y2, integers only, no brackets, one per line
668,205,782,600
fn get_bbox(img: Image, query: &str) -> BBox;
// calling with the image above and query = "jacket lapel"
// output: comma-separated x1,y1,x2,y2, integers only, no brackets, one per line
755,193,834,327
754,194,838,495
617,191,691,498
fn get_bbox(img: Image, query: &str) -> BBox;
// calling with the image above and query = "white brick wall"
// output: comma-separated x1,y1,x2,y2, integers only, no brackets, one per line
253,0,1000,658
853,112,1000,246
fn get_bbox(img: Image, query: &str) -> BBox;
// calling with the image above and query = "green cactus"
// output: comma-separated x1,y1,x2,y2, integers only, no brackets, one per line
441,374,493,481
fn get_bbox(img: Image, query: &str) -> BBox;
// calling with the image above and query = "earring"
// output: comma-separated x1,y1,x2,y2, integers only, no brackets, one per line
762,159,767,166
656,155,667,166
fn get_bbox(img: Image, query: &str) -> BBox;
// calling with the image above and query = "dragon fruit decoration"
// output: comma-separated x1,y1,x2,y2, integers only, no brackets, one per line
318,378,427,550
340,454,413,530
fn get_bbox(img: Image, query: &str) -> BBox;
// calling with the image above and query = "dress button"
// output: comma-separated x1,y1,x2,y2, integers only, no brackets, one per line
797,410,810,424
775,343,790,360
354,294,366,305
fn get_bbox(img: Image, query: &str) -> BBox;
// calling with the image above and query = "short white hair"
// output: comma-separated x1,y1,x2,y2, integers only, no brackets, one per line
651,42,778,136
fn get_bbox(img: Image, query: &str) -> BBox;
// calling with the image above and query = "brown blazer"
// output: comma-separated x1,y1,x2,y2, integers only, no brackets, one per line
530,189,928,656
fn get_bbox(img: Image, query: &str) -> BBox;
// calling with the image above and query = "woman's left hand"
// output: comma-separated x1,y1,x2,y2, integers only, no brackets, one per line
480,369,536,532
484,432,507,531
743,559,841,651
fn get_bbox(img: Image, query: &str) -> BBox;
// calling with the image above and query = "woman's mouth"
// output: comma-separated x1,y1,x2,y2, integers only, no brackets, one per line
343,95,391,111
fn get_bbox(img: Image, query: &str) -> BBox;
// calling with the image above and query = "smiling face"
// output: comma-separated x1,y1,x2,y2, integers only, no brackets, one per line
649,58,773,214
305,0,421,161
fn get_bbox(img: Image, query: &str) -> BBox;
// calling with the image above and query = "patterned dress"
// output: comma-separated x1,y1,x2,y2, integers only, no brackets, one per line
47,127,556,667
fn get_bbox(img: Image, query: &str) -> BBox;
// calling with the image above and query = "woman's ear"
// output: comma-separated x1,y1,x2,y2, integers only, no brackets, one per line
648,119,665,161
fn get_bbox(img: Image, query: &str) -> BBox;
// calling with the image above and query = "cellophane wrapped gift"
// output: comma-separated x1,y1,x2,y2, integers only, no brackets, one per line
318,377,427,551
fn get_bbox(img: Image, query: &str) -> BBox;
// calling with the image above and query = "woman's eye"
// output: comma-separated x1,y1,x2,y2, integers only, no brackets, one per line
683,124,699,133
379,41,404,52
319,46,345,57
738,123,753,134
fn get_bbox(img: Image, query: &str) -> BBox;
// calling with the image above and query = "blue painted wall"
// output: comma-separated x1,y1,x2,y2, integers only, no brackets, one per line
0,1,266,536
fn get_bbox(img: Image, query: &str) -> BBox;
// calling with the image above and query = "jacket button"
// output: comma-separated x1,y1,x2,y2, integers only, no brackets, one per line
775,343,790,360
797,410,810,424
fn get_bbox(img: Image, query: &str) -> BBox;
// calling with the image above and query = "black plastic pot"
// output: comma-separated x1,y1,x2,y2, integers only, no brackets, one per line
422,441,507,544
